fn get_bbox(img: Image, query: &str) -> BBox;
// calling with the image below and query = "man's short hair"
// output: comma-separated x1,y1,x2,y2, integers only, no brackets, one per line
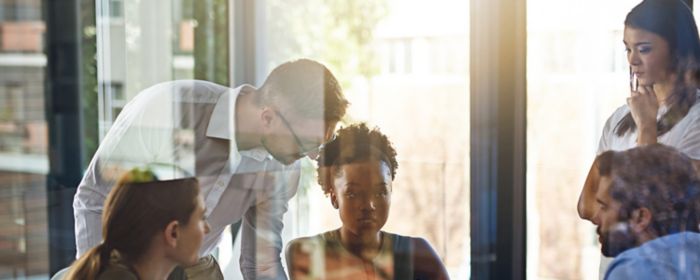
597,144,700,235
316,123,398,196
258,58,349,125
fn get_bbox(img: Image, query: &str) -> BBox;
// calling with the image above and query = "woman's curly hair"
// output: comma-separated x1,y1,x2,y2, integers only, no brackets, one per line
316,123,398,195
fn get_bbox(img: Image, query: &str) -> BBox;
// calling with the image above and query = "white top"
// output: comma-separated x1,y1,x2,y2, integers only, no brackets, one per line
73,80,300,279
598,91,700,159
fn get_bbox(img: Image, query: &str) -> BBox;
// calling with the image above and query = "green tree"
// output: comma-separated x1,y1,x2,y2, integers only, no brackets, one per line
265,0,387,89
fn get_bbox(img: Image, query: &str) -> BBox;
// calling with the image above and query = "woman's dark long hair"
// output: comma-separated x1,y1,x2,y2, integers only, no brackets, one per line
616,0,700,136
64,168,200,279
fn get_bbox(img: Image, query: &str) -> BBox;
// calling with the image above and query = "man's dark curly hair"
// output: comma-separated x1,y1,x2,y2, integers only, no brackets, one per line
597,144,700,236
316,123,398,196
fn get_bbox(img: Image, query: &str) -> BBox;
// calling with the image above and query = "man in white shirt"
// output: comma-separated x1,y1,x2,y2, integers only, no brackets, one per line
73,59,349,279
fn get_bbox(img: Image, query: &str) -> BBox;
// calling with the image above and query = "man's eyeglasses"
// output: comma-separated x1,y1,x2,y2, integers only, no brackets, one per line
273,110,333,157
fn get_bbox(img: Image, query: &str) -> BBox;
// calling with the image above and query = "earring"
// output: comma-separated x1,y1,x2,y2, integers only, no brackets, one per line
330,195,339,209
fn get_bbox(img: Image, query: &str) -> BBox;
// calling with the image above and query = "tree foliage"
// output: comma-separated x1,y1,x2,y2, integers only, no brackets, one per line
265,0,388,89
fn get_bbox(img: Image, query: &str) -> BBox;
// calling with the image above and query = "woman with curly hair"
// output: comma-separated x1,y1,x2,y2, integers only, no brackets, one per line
285,123,449,280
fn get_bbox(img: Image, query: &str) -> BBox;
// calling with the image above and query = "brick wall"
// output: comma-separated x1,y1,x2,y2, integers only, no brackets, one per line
0,21,44,52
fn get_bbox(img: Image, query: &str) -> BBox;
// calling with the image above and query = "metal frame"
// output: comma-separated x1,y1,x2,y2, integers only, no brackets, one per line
44,0,85,274
231,0,257,86
469,0,527,279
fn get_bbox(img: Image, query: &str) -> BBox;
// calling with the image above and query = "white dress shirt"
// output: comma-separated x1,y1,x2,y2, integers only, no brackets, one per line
73,80,301,279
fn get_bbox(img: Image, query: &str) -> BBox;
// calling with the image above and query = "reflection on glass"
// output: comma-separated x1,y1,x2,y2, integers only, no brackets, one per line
96,0,199,138
258,0,470,278
286,123,450,280
0,0,49,277
527,0,641,279
87,0,469,279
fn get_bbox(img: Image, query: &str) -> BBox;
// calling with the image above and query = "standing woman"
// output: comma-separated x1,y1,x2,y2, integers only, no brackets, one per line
64,168,210,280
579,0,700,222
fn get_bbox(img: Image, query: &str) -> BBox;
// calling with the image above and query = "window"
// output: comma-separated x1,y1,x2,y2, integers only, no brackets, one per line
98,82,125,136
526,0,640,279
257,0,470,278
109,0,123,19
0,0,49,277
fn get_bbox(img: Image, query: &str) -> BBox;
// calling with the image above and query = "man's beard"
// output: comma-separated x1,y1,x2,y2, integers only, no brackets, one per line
598,222,638,257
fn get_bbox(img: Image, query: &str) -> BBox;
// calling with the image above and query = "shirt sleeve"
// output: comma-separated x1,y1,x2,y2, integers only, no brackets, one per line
604,257,673,280
674,111,700,160
73,82,189,257
412,237,450,280
73,165,109,257
284,238,310,279
597,108,622,155
239,163,301,280
597,120,611,154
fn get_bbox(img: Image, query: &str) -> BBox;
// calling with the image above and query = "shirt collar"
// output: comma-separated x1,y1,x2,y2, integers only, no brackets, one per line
206,87,237,140
205,85,269,162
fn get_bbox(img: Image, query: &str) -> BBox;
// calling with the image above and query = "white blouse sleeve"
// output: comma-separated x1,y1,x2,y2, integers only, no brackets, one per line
597,105,631,155
597,112,617,155
675,109,700,160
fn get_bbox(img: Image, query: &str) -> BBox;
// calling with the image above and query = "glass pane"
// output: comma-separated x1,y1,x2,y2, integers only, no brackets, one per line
0,0,49,277
257,0,470,278
527,0,641,279
90,0,468,279
95,0,206,138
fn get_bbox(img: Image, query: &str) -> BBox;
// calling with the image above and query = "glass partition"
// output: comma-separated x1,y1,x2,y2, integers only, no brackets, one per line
254,0,470,278
0,0,49,277
527,0,641,279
